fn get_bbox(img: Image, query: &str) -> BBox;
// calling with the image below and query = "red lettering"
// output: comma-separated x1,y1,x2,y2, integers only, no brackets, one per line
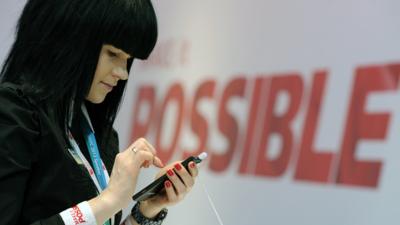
337,65,400,187
295,70,333,183
155,83,185,162
128,61,400,189
209,77,246,172
71,206,86,224
255,74,303,177
239,77,267,174
386,63,400,79
131,85,156,141
182,80,216,159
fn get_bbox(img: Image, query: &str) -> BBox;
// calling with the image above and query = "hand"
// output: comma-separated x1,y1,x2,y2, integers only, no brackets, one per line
102,138,164,209
139,160,199,218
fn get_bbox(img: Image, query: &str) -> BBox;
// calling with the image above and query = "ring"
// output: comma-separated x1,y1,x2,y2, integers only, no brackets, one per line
132,147,137,154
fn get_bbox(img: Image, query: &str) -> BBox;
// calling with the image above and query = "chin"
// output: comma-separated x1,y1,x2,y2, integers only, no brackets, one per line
86,95,106,104
91,99,105,104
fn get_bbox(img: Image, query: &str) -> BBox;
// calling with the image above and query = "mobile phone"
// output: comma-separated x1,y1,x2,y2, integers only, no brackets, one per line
132,152,208,202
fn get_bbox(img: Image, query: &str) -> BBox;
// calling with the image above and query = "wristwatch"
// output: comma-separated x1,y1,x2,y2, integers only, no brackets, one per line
131,201,168,225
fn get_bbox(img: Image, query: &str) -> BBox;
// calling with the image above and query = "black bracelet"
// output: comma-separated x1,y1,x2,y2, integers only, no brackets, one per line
131,201,168,225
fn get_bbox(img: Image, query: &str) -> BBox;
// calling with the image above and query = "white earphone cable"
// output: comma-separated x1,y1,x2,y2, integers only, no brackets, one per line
198,176,225,225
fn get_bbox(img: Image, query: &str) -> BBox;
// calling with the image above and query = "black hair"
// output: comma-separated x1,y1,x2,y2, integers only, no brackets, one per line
0,0,157,146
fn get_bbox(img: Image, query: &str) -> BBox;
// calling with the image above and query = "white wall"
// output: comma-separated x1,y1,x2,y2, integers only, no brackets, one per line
117,1,400,225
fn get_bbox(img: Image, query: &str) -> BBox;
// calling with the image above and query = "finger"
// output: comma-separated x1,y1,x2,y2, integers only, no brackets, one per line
166,169,186,196
134,150,161,168
134,150,155,168
153,156,164,168
130,138,165,168
141,138,157,155
141,140,165,167
125,142,136,153
131,148,163,169
188,161,199,177
164,180,177,202
127,138,150,154
173,163,194,188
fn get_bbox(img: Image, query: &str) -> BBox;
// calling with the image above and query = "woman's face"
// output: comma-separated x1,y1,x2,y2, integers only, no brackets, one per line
86,44,131,103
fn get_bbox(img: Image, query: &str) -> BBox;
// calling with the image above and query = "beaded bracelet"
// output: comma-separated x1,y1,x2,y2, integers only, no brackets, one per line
131,201,168,225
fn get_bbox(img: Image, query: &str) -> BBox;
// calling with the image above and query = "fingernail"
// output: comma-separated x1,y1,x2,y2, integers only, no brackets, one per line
190,162,196,168
174,163,182,171
167,169,174,176
165,180,171,188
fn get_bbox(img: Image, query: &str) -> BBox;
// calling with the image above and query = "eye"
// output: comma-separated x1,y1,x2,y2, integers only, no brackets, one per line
107,50,118,58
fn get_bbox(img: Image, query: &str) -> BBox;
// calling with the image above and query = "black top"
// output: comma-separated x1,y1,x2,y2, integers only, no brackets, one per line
0,83,122,225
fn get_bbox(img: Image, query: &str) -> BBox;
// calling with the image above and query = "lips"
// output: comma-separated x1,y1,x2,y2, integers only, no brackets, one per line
101,82,115,91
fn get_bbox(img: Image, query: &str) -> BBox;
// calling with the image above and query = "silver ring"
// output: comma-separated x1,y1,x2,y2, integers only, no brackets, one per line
132,147,137,154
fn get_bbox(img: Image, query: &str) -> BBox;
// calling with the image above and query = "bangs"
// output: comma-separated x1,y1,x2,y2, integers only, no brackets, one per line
100,0,158,59
1,0,159,147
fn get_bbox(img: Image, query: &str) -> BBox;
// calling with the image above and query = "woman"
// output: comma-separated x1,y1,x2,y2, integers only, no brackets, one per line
0,0,198,224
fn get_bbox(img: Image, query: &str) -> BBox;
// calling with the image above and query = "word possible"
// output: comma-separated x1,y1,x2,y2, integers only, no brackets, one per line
130,62,400,188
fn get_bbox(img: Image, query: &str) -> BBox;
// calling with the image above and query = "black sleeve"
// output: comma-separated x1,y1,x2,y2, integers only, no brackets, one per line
0,87,66,225
29,216,65,225
0,87,41,224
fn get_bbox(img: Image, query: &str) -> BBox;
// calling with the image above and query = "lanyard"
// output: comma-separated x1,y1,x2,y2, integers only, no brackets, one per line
81,119,108,190
67,106,113,225
67,131,104,192
67,130,113,225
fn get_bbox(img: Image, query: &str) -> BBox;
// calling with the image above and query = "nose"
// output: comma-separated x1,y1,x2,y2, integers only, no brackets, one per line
111,66,128,81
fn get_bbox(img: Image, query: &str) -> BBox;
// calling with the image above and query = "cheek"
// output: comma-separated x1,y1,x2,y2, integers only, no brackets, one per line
93,55,113,81
93,68,104,83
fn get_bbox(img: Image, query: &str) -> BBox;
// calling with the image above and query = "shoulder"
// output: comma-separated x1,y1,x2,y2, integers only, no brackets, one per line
0,82,41,162
0,82,40,130
0,82,37,108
